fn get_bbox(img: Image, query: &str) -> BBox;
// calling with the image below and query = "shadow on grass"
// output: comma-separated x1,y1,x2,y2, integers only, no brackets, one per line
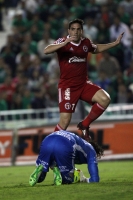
1,183,54,189
1,180,133,189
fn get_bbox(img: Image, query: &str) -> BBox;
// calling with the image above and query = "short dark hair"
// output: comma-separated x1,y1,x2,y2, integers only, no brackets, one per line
68,19,84,30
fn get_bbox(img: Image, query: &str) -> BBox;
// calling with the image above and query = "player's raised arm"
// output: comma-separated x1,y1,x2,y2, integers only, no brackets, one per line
44,43,66,54
44,36,75,54
94,32,124,53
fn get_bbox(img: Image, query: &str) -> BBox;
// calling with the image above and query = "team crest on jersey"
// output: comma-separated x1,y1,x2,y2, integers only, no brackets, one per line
83,45,88,52
65,103,71,110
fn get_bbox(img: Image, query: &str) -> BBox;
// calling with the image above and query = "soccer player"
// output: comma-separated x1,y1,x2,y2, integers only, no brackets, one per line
44,19,124,140
29,130,103,186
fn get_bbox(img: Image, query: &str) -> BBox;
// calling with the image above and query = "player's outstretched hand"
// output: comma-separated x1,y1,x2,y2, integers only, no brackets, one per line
116,32,124,45
64,36,77,44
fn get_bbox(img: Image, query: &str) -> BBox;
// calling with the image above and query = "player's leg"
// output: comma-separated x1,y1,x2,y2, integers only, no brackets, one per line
82,88,110,127
54,112,72,131
54,87,81,131
53,136,76,184
29,136,55,186
92,88,111,108
53,166,62,186
78,82,110,140
50,160,86,185
29,165,46,186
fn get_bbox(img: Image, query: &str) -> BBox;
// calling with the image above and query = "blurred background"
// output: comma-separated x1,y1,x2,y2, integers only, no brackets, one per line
0,0,133,166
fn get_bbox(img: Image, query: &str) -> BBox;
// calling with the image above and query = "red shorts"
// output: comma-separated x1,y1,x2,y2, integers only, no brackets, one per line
58,81,101,113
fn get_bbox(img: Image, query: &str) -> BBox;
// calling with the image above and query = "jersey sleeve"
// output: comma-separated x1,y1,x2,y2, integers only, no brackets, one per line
88,38,97,53
54,37,66,44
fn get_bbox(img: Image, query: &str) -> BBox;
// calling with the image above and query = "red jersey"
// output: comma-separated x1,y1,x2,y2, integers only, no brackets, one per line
55,37,97,87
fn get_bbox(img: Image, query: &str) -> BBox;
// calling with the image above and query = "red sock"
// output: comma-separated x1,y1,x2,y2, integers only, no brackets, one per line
54,124,63,131
82,103,105,128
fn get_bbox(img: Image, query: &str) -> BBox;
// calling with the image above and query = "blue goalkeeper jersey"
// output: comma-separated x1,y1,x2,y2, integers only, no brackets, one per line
36,130,99,182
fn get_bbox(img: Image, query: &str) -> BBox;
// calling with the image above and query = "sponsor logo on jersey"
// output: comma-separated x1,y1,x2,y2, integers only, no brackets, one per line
69,56,86,63
83,45,88,52
65,103,71,110
65,88,70,100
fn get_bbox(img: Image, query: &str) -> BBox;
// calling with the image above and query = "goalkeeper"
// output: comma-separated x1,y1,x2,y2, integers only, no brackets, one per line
29,130,103,186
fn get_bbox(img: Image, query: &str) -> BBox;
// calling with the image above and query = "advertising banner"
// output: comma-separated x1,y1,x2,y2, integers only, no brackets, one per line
0,131,13,166
0,121,133,166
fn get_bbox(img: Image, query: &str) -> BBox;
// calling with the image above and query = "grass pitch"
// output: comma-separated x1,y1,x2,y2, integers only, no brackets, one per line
0,161,133,200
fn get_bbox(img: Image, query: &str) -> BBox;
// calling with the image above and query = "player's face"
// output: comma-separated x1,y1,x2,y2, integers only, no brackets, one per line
68,23,83,43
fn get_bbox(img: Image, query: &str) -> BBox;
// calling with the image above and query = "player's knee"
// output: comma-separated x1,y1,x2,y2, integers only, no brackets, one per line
101,94,111,106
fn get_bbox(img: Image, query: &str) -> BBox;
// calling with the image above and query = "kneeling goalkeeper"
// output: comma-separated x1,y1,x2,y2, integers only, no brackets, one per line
29,130,103,186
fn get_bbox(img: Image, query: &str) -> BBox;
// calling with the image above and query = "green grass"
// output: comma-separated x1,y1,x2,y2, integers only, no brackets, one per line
0,161,133,200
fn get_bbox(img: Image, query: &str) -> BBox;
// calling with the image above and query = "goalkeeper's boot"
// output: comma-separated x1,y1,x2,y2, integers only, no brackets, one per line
77,121,91,142
29,164,43,186
53,167,62,186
